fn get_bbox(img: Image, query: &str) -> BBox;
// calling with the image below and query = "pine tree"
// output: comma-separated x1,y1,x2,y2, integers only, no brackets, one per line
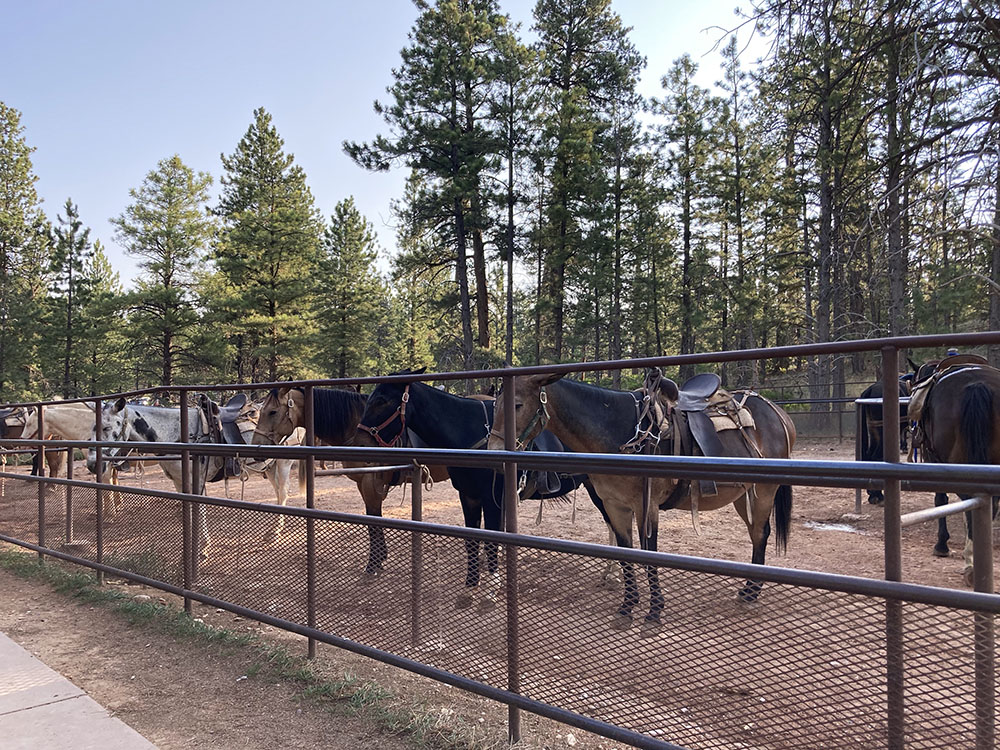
112,155,215,385
48,199,93,397
214,108,323,382
652,55,718,380
0,103,51,399
79,241,130,394
314,197,387,377
345,0,510,372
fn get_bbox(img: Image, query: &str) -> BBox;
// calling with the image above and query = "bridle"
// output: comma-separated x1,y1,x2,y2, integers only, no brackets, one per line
357,385,410,448
253,392,298,446
489,387,549,451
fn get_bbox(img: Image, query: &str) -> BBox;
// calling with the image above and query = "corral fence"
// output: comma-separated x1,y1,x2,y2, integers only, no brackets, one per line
1,333,999,750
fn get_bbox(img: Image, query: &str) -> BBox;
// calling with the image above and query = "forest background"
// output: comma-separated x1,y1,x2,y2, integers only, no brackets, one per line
1,0,997,403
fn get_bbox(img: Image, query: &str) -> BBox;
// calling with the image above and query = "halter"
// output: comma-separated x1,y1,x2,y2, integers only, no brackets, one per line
357,385,411,448
489,387,549,451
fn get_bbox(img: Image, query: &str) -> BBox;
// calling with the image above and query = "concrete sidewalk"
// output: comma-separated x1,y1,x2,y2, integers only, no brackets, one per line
0,631,157,749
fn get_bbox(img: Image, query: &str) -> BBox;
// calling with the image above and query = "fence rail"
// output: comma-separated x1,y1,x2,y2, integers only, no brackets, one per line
1,331,999,749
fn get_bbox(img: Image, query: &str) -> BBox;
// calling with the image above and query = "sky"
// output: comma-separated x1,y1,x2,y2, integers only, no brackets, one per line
4,0,761,286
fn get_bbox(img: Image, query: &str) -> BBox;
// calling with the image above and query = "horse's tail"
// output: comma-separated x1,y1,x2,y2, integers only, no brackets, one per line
960,383,994,465
859,403,873,460
298,459,307,496
774,484,792,553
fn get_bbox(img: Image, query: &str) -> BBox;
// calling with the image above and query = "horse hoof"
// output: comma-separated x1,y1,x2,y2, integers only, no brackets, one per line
359,569,382,584
597,576,621,591
455,592,475,610
640,621,662,638
963,566,975,587
737,588,760,604
611,613,633,631
933,546,950,558
477,597,497,613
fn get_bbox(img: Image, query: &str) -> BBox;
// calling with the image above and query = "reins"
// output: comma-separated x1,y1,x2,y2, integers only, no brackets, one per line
357,384,411,447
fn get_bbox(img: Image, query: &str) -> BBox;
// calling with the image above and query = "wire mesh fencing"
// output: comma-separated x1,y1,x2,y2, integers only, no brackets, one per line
0,467,993,750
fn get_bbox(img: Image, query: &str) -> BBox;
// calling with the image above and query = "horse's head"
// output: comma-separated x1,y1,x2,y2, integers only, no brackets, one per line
487,372,563,451
252,387,302,445
86,397,129,473
358,368,425,448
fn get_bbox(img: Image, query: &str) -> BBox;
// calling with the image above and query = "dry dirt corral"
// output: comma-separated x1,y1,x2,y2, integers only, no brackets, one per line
1,437,996,749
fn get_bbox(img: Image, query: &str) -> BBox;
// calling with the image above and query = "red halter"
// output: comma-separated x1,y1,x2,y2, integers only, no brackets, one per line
357,385,410,448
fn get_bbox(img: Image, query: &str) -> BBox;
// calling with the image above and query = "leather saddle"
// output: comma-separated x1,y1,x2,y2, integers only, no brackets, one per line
198,393,252,483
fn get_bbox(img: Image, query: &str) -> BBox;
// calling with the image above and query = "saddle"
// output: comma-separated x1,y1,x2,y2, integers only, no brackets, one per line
629,369,757,498
198,393,254,483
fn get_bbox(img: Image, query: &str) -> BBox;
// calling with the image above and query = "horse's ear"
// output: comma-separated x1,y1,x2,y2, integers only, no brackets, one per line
531,372,565,387
907,356,920,374
413,366,427,375
113,397,127,412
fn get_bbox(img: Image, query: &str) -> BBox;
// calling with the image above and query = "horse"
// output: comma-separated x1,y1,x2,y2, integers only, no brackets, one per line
910,359,1000,584
358,372,606,609
251,385,451,578
3,405,68,478
85,397,296,557
488,371,795,629
858,372,914,506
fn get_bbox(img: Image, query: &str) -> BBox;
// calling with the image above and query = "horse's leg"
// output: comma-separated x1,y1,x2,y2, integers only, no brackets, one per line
604,502,637,629
476,496,504,612
959,497,998,587
641,520,665,627
735,486,774,602
456,493,483,610
933,492,951,557
262,463,288,542
358,475,389,580
599,524,622,588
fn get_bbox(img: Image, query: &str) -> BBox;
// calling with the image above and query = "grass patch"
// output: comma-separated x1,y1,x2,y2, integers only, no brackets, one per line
0,544,510,750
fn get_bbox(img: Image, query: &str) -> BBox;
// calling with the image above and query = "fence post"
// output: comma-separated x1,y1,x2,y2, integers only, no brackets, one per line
95,398,104,585
189,392,202,586
854,399,863,513
35,404,46,561
502,375,521,745
65,441,74,545
304,385,317,659
972,493,995,749
180,392,192,614
411,460,423,647
881,345,905,749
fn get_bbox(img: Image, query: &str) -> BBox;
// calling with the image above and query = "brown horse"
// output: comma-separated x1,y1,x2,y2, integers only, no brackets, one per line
910,361,1000,585
488,372,796,629
251,385,449,578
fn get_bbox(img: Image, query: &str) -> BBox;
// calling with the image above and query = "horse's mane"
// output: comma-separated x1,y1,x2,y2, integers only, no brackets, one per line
313,387,367,435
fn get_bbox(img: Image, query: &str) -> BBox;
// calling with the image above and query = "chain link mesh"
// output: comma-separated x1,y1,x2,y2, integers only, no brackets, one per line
0,470,992,749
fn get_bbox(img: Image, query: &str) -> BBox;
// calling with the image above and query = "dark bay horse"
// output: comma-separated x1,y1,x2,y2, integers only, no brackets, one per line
911,362,1000,585
488,373,795,629
358,374,606,610
858,376,912,506
251,385,450,578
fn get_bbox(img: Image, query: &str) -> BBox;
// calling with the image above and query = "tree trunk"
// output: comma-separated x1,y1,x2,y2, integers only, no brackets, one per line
886,4,906,339
990,156,1000,367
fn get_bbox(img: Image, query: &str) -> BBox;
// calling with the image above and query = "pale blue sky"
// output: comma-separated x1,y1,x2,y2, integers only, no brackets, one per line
4,0,757,285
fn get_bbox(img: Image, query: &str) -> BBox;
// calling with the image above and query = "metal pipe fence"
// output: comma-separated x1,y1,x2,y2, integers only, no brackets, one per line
1,331,999,749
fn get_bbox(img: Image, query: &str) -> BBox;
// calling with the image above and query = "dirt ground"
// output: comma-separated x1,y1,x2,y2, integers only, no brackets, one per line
1,437,996,749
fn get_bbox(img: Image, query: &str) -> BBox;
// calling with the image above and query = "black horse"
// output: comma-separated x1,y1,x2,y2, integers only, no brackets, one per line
358,372,605,609
858,378,911,505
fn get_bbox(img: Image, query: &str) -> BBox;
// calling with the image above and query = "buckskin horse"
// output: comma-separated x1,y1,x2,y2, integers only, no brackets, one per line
488,370,795,630
251,385,451,579
909,357,1000,584
358,371,608,610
